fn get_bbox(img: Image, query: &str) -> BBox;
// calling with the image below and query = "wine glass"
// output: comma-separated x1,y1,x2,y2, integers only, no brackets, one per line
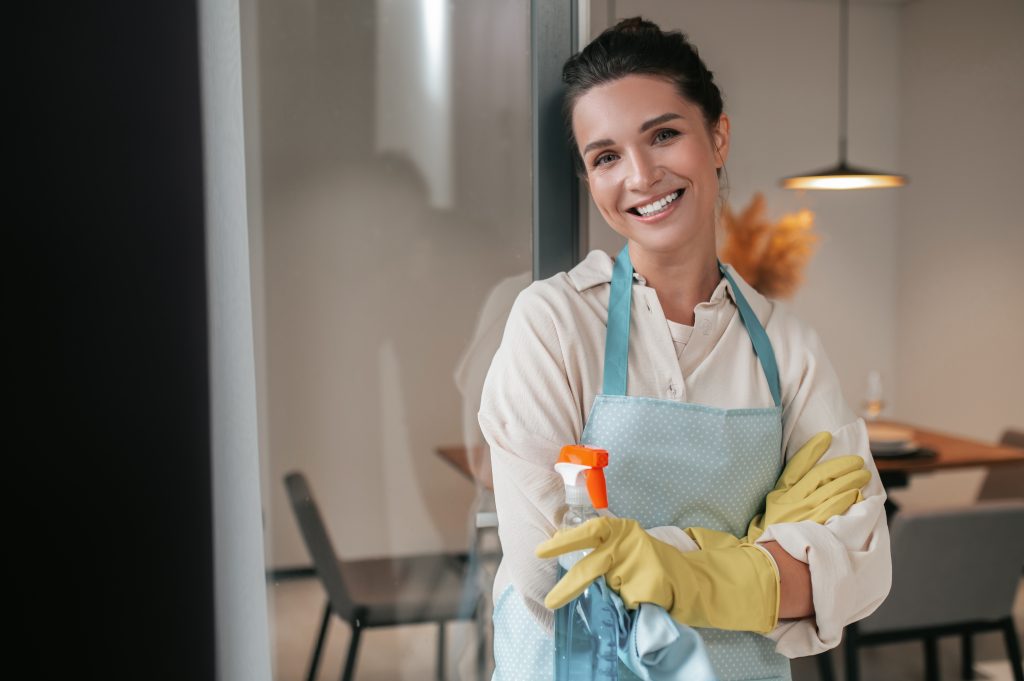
861,369,885,421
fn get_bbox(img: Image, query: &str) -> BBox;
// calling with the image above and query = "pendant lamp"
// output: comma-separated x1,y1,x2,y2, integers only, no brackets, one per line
781,0,906,190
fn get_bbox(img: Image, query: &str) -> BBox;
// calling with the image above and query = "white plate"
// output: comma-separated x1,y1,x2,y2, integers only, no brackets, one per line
871,438,914,450
866,423,914,445
871,440,920,457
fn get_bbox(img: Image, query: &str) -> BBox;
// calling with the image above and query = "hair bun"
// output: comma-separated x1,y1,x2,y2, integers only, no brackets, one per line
613,17,661,35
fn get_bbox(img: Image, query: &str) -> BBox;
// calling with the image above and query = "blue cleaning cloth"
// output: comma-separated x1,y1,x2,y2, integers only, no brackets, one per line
590,578,717,681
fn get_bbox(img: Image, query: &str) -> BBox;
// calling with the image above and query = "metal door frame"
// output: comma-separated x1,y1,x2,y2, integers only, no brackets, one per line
532,0,582,280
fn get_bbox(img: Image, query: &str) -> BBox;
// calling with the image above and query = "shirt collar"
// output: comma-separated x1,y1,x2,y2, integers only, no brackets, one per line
567,249,771,318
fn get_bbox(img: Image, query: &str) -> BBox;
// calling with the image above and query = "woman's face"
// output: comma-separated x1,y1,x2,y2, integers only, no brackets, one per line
572,74,729,257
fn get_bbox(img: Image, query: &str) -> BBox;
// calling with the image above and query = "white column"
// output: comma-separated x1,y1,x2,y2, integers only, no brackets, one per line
198,0,273,679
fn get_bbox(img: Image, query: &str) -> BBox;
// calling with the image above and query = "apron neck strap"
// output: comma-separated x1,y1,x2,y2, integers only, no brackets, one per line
719,263,782,407
603,245,782,407
602,245,635,396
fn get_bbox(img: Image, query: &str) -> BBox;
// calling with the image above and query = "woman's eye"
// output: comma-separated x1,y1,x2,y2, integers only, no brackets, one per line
653,129,680,143
593,153,618,167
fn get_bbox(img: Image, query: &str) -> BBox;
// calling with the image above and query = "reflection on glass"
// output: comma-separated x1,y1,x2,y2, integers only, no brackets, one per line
454,272,533,492
452,270,530,675
251,1,531,678
376,0,452,208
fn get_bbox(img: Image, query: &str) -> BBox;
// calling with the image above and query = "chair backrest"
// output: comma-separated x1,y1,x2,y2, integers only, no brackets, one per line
284,472,357,619
859,500,1024,634
1001,429,1024,448
976,429,1024,501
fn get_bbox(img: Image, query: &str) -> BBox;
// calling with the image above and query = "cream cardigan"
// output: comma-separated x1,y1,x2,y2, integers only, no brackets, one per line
479,249,891,656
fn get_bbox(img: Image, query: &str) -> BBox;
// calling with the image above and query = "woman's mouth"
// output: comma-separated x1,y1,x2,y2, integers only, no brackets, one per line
626,189,685,219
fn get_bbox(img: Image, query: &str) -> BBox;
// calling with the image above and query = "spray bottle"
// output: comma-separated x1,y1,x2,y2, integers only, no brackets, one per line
553,445,618,681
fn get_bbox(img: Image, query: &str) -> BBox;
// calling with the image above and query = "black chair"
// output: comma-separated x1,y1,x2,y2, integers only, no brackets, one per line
822,501,1024,681
285,471,482,681
976,429,1024,501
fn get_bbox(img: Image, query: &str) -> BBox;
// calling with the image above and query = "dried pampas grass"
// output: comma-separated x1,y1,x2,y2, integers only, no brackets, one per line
719,193,818,299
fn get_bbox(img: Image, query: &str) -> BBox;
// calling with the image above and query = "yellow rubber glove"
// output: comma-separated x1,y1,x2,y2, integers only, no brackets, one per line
685,526,744,550
536,517,780,633
746,432,870,543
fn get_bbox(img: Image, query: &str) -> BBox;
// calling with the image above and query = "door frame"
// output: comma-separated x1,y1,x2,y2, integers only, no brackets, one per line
532,0,582,280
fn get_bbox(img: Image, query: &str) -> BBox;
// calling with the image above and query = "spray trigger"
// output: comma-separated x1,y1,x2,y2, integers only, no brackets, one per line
556,445,609,509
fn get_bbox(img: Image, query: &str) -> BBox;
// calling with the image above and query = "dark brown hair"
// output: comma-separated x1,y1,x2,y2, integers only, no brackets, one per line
562,17,725,175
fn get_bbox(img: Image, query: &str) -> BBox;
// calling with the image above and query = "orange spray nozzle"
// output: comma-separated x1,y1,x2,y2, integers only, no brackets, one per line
558,445,609,509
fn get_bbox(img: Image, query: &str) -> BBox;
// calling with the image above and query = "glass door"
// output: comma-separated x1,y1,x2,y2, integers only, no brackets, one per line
243,1,579,678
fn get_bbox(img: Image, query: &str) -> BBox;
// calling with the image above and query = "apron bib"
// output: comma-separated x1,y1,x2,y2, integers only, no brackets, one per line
493,246,790,681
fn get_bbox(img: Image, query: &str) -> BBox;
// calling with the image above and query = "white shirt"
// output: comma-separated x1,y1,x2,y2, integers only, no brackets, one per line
665,318,694,359
479,249,891,656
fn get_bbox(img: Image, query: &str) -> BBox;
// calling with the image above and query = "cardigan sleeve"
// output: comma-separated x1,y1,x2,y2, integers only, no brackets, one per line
478,283,585,631
758,315,892,656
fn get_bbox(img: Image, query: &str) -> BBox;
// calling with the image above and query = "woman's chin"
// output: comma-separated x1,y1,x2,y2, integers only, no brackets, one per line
620,223,708,256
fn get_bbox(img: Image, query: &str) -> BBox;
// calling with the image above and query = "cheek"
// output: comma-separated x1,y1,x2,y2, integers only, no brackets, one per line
588,176,616,209
675,138,718,172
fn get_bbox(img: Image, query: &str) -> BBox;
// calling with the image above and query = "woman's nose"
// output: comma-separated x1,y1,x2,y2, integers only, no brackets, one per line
625,151,663,190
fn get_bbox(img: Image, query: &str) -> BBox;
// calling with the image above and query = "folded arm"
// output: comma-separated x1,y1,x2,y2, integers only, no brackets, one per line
764,319,892,655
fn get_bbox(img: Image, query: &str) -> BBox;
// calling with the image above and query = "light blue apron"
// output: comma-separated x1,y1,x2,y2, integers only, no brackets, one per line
493,245,791,681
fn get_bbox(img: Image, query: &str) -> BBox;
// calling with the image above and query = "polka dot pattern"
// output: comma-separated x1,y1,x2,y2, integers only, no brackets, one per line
492,394,791,680
491,584,643,681
697,628,791,681
582,396,783,537
491,585,555,681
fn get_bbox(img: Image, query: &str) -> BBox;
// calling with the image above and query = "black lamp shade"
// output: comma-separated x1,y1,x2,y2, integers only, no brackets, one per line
781,161,908,190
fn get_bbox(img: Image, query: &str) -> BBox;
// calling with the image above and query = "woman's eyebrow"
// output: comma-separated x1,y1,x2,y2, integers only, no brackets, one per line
639,112,683,133
582,138,615,156
582,113,685,156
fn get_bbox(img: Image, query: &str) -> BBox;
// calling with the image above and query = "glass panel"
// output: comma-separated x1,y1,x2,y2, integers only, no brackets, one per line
247,1,532,678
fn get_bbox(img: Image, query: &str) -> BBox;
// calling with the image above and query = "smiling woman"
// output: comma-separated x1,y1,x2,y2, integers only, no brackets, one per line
570,75,727,309
480,17,892,681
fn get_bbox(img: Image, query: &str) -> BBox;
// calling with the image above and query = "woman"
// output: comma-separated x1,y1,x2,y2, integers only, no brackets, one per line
479,18,891,681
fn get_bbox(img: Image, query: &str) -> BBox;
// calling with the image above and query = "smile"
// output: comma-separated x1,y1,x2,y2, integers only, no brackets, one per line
627,189,684,217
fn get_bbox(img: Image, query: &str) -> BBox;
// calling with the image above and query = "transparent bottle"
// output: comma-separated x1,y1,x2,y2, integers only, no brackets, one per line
553,446,618,681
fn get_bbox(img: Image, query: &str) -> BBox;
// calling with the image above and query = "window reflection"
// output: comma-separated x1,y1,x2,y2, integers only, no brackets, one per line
253,1,530,678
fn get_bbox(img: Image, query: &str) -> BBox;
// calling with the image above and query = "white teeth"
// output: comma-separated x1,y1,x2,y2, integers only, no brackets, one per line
636,190,681,216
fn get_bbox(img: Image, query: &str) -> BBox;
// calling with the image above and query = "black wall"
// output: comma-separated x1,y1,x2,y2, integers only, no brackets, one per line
21,3,217,678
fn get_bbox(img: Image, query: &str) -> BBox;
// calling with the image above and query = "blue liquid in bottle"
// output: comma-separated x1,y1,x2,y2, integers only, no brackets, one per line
554,501,618,680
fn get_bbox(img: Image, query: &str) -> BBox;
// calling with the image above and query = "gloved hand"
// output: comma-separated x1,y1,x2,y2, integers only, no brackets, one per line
746,432,870,543
653,434,869,551
536,517,780,633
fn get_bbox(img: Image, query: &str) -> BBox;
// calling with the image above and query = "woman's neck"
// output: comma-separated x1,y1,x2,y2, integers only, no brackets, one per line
628,238,721,326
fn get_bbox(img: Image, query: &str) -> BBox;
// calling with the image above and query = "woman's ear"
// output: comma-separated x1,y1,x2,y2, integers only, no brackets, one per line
712,114,731,169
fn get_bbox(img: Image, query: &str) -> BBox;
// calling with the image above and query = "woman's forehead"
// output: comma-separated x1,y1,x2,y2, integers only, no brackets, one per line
572,75,698,139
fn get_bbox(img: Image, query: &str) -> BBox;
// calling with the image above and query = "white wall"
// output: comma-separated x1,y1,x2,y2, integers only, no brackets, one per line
895,0,1024,442
590,0,903,413
886,0,1024,510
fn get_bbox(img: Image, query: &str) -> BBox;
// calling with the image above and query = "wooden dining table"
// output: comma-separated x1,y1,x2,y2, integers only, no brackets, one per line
436,444,493,490
869,419,1024,489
